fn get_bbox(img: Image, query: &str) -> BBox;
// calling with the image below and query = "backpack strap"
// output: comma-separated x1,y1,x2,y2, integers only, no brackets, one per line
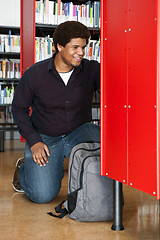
47,201,68,218
48,188,80,218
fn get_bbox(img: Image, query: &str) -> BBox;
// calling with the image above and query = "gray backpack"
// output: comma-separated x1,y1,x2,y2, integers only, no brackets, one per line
48,142,113,222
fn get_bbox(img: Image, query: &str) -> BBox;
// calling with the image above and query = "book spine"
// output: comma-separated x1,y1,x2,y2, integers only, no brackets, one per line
35,0,100,28
0,86,15,105
35,36,53,62
93,1,100,28
0,61,2,78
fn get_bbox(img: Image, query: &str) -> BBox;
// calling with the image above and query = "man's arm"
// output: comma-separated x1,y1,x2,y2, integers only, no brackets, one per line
12,70,50,166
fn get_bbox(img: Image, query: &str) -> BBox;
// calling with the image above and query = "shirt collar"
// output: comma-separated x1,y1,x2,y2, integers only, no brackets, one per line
48,53,57,72
48,53,83,74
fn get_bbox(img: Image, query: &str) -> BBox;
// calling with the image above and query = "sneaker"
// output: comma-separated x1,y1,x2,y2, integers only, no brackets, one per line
12,157,24,193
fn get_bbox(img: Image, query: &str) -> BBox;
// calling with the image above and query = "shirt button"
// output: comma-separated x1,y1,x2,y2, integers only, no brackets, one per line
66,101,69,104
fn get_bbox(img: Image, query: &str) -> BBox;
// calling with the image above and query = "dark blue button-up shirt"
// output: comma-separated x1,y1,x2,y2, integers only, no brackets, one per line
12,55,100,147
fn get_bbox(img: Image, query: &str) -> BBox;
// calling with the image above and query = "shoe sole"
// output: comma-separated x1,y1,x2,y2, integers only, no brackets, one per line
12,157,25,193
16,157,24,167
12,182,25,193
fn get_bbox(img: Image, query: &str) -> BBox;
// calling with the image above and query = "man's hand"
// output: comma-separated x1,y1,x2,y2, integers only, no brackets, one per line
31,142,50,166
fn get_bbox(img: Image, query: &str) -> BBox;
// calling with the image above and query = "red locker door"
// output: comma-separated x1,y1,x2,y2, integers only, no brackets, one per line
100,0,128,183
127,0,157,196
101,0,160,199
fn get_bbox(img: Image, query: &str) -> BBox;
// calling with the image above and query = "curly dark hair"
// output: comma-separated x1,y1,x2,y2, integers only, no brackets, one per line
53,21,91,52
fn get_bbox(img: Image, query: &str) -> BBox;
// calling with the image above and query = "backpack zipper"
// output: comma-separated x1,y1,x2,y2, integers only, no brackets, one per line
79,153,100,189
69,145,100,192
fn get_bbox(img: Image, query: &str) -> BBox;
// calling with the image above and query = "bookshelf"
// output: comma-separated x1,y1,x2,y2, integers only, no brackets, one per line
35,0,100,62
0,25,20,151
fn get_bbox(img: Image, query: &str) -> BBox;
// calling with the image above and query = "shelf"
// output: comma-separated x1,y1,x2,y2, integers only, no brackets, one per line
0,25,20,35
0,104,12,107
36,23,100,31
0,52,20,59
36,23,100,39
0,122,16,125
92,119,100,122
0,122,17,130
0,78,20,83
36,23,58,29
0,126,17,131
92,103,100,108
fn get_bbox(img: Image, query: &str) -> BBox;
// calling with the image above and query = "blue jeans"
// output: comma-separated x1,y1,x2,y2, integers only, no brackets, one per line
19,123,100,203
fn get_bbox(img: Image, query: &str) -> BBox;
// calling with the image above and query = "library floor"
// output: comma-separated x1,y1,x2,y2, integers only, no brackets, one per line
0,140,159,240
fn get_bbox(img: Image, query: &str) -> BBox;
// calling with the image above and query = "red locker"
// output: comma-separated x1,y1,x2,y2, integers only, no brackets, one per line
101,0,160,199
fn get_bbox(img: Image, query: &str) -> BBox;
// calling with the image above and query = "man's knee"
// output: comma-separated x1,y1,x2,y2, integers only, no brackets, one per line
27,188,60,204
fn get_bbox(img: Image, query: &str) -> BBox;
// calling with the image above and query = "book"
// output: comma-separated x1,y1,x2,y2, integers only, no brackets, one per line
0,61,2,78
93,1,100,28
35,0,100,28
35,36,53,62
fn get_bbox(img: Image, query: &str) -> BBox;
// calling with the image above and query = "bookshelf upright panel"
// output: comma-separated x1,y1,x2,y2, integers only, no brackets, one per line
20,0,35,75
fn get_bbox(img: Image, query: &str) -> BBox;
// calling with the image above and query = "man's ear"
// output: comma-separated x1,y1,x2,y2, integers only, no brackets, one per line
57,43,63,52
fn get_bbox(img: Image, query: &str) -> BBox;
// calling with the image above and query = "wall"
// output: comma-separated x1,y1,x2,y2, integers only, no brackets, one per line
0,0,20,27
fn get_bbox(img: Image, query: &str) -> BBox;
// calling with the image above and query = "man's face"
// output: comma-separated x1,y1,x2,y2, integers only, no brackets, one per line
57,38,87,68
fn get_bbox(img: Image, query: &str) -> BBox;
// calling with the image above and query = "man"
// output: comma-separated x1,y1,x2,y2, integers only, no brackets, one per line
12,21,100,203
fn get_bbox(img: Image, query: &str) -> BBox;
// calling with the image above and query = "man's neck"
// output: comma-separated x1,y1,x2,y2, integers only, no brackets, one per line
54,53,73,73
